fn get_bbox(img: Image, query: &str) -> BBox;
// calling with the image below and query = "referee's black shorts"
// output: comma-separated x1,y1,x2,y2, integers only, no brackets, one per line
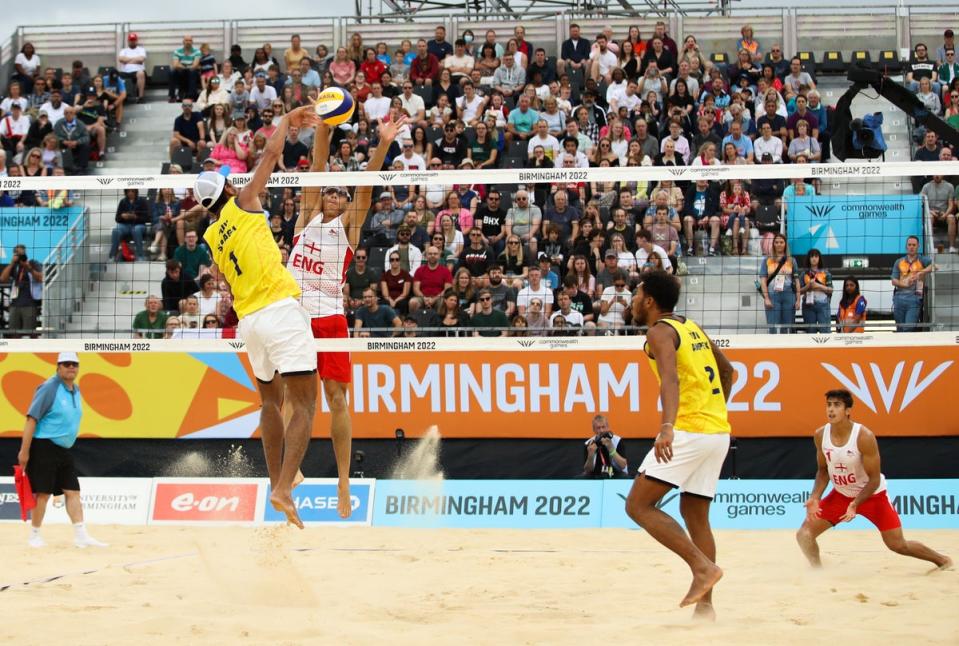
27,439,80,496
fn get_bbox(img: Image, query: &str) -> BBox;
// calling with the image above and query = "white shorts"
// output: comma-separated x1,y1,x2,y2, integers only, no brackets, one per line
638,430,730,499
238,297,317,382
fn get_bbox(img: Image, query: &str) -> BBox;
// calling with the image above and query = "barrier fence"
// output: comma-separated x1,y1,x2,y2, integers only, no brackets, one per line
0,476,955,529
0,334,956,439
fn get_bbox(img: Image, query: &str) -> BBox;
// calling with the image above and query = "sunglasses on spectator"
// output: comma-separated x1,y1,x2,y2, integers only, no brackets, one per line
355,255,367,260
508,240,520,245
614,283,626,288
430,163,441,167
204,318,218,325
469,233,481,237
59,361,79,368
390,256,400,261
479,296,491,301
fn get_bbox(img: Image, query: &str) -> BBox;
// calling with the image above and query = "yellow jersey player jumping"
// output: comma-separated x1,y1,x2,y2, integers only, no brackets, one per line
625,269,734,619
193,105,323,529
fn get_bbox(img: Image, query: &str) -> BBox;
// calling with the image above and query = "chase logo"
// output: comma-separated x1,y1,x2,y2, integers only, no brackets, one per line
806,205,835,218
263,482,372,524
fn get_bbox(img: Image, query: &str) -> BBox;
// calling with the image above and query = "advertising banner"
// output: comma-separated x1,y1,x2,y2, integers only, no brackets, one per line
0,342,955,439
0,206,85,263
262,479,375,526
42,477,153,525
373,480,604,528
785,194,923,255
150,478,263,524
0,479,20,521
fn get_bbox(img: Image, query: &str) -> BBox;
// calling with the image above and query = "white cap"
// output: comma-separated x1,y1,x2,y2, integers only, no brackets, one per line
57,351,80,364
194,170,226,209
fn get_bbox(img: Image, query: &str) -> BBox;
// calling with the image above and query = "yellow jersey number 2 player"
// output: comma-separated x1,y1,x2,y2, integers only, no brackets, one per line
625,269,733,620
194,105,323,529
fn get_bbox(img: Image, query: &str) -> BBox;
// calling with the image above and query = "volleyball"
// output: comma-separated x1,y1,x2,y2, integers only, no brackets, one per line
314,87,355,126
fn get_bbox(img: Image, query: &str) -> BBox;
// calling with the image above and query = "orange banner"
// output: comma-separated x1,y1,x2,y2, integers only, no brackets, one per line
0,344,956,439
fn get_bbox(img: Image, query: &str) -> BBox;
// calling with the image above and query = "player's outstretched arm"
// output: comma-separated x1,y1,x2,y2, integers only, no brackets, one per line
343,115,410,249
238,106,322,212
298,120,332,231
646,322,680,463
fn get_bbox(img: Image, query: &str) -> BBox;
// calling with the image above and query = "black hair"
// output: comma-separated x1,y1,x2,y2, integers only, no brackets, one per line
825,389,854,408
839,275,861,309
208,188,231,215
806,247,822,268
638,269,681,312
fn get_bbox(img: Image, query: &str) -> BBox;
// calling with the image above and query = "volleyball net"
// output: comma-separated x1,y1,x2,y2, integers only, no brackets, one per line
1,161,958,338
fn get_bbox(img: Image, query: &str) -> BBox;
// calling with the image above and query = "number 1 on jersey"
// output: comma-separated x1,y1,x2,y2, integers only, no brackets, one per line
229,251,243,276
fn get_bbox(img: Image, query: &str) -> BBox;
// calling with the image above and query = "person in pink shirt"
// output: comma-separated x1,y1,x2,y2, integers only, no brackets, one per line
209,127,249,173
434,190,474,232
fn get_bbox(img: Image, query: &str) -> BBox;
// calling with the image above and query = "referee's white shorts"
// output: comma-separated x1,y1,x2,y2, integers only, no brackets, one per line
238,297,317,383
638,430,730,499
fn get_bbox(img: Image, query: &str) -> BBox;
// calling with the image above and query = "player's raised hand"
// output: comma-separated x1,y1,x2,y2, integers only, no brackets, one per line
378,114,410,144
287,105,323,130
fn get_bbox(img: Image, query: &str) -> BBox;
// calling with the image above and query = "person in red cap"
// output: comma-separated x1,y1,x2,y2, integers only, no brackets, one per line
17,352,107,548
118,33,147,103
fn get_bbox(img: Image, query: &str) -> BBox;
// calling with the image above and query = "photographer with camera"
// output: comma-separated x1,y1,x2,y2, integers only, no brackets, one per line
581,415,628,478
1,244,43,337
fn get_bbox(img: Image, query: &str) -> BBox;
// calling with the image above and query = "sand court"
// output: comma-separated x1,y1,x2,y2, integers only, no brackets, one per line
2,526,956,645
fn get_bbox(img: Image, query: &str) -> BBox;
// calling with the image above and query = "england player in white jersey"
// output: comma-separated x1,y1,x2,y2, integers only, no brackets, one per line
287,115,408,518
796,389,951,570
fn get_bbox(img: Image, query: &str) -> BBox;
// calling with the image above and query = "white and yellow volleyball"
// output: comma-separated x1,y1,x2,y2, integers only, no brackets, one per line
314,87,355,126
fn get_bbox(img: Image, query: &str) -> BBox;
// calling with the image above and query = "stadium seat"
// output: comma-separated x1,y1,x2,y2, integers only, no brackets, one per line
160,162,171,174
819,51,846,75
367,245,389,271
150,65,170,88
503,156,525,169
425,126,442,144
508,139,528,160
196,147,211,164
876,50,902,73
797,51,817,75
709,52,729,68
171,147,194,172
850,50,872,68
413,84,432,105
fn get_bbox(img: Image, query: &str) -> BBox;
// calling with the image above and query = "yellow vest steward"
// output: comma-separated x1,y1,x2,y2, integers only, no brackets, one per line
203,197,300,319
644,317,731,435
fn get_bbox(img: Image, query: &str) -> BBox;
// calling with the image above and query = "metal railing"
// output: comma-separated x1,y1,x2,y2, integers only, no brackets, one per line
41,208,92,336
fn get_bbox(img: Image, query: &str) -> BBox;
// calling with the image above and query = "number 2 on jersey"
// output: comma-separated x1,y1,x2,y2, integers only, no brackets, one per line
704,366,721,395
229,251,243,276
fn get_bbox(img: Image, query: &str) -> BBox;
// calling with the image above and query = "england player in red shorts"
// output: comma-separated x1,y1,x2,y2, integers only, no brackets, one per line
288,115,408,518
796,389,952,570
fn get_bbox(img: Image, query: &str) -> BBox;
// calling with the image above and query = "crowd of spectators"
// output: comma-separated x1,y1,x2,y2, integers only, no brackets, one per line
3,21,955,336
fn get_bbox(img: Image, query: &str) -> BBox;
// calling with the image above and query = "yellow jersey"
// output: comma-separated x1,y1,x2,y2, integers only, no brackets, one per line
203,197,300,319
644,316,731,435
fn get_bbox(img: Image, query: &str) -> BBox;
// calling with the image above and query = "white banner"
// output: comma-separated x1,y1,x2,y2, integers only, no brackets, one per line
42,477,153,525
4,160,958,190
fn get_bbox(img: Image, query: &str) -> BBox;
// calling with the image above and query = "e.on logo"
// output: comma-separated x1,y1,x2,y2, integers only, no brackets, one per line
820,360,954,414
152,483,258,522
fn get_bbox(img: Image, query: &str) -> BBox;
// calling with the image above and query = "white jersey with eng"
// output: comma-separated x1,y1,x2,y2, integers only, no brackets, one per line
822,423,886,498
289,214,353,318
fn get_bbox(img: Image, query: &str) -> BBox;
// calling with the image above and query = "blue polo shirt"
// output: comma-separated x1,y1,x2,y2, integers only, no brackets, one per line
28,375,82,449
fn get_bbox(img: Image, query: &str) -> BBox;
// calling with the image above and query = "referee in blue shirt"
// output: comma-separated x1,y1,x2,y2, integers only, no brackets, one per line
17,352,107,549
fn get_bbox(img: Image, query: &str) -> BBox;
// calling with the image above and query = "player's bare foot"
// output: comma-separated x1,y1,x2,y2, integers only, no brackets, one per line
934,556,953,571
680,563,723,607
692,601,716,622
293,469,304,488
337,480,352,519
270,488,303,529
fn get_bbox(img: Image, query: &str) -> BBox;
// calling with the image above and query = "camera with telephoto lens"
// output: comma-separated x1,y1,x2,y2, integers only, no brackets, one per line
593,431,613,444
17,253,28,264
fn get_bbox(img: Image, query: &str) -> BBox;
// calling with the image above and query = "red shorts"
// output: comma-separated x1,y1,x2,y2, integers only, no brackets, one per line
818,489,901,532
310,315,351,383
